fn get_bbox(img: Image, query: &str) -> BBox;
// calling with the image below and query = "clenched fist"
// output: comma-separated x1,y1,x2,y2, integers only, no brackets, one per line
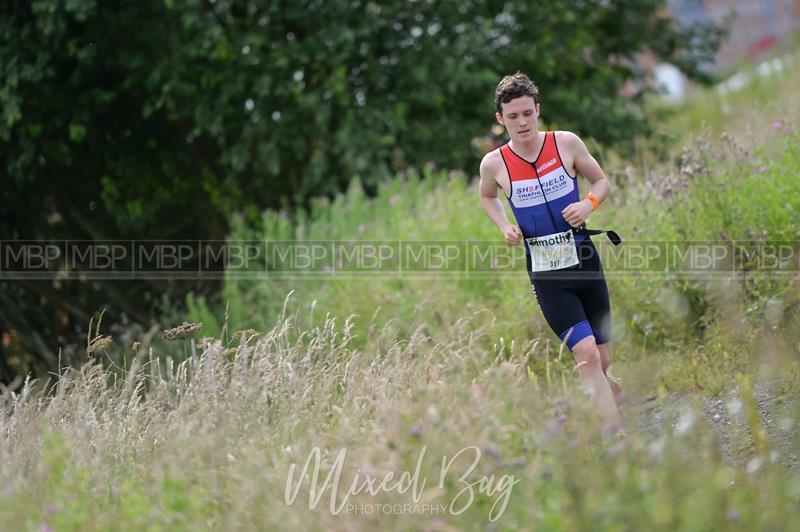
501,224,523,246
561,199,594,228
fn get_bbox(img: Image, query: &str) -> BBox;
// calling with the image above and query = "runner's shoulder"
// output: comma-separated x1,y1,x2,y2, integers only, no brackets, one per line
479,148,504,180
553,131,583,148
553,130,587,154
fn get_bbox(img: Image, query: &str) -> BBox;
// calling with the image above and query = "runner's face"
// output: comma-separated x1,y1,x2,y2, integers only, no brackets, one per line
496,96,540,143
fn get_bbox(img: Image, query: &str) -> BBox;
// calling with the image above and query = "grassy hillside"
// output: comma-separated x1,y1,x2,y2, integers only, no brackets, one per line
183,55,800,394
1,56,799,530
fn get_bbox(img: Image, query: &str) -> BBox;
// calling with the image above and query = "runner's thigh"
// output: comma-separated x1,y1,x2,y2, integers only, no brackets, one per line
530,277,588,341
579,275,611,345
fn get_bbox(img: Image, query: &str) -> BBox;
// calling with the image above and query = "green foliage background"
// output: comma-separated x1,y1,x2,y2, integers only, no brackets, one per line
4,4,800,529
187,57,800,394
1,0,724,380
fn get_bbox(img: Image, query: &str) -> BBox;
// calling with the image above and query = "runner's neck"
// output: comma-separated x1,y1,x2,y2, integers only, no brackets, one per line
509,131,546,162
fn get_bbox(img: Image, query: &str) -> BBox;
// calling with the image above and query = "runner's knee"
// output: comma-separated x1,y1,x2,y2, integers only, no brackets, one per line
572,339,602,374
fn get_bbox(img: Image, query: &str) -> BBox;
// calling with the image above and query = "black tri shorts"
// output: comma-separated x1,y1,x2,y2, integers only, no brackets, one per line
524,237,611,350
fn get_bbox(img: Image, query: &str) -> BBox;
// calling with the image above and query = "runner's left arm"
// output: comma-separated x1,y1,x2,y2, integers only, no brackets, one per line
567,132,610,204
560,132,611,226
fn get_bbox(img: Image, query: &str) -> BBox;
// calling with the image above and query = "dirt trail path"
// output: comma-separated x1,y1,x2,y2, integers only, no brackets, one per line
622,380,800,470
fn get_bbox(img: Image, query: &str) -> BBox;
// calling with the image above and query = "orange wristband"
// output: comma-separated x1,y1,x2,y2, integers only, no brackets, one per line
585,192,599,210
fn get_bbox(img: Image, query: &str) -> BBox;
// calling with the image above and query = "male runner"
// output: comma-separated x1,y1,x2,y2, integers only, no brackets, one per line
478,72,622,433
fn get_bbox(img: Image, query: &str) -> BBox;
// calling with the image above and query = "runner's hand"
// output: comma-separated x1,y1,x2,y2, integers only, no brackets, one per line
502,224,522,245
561,200,593,228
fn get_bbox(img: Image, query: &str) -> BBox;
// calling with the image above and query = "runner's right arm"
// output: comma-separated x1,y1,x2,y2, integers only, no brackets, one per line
479,151,522,246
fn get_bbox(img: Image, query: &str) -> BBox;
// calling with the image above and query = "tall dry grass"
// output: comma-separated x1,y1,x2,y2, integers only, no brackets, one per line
2,297,799,530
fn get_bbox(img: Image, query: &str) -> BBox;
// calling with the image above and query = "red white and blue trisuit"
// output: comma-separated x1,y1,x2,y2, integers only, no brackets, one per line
499,131,616,349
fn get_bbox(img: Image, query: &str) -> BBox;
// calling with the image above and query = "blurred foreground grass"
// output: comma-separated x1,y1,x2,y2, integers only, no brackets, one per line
1,311,799,530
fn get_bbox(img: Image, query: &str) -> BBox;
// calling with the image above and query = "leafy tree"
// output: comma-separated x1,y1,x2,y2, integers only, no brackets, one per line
0,0,723,382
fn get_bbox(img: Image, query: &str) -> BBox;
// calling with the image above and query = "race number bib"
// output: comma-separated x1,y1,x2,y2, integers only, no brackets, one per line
526,230,579,272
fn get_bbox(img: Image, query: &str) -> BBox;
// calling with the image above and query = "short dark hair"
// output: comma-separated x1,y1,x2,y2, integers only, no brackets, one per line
494,72,539,115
